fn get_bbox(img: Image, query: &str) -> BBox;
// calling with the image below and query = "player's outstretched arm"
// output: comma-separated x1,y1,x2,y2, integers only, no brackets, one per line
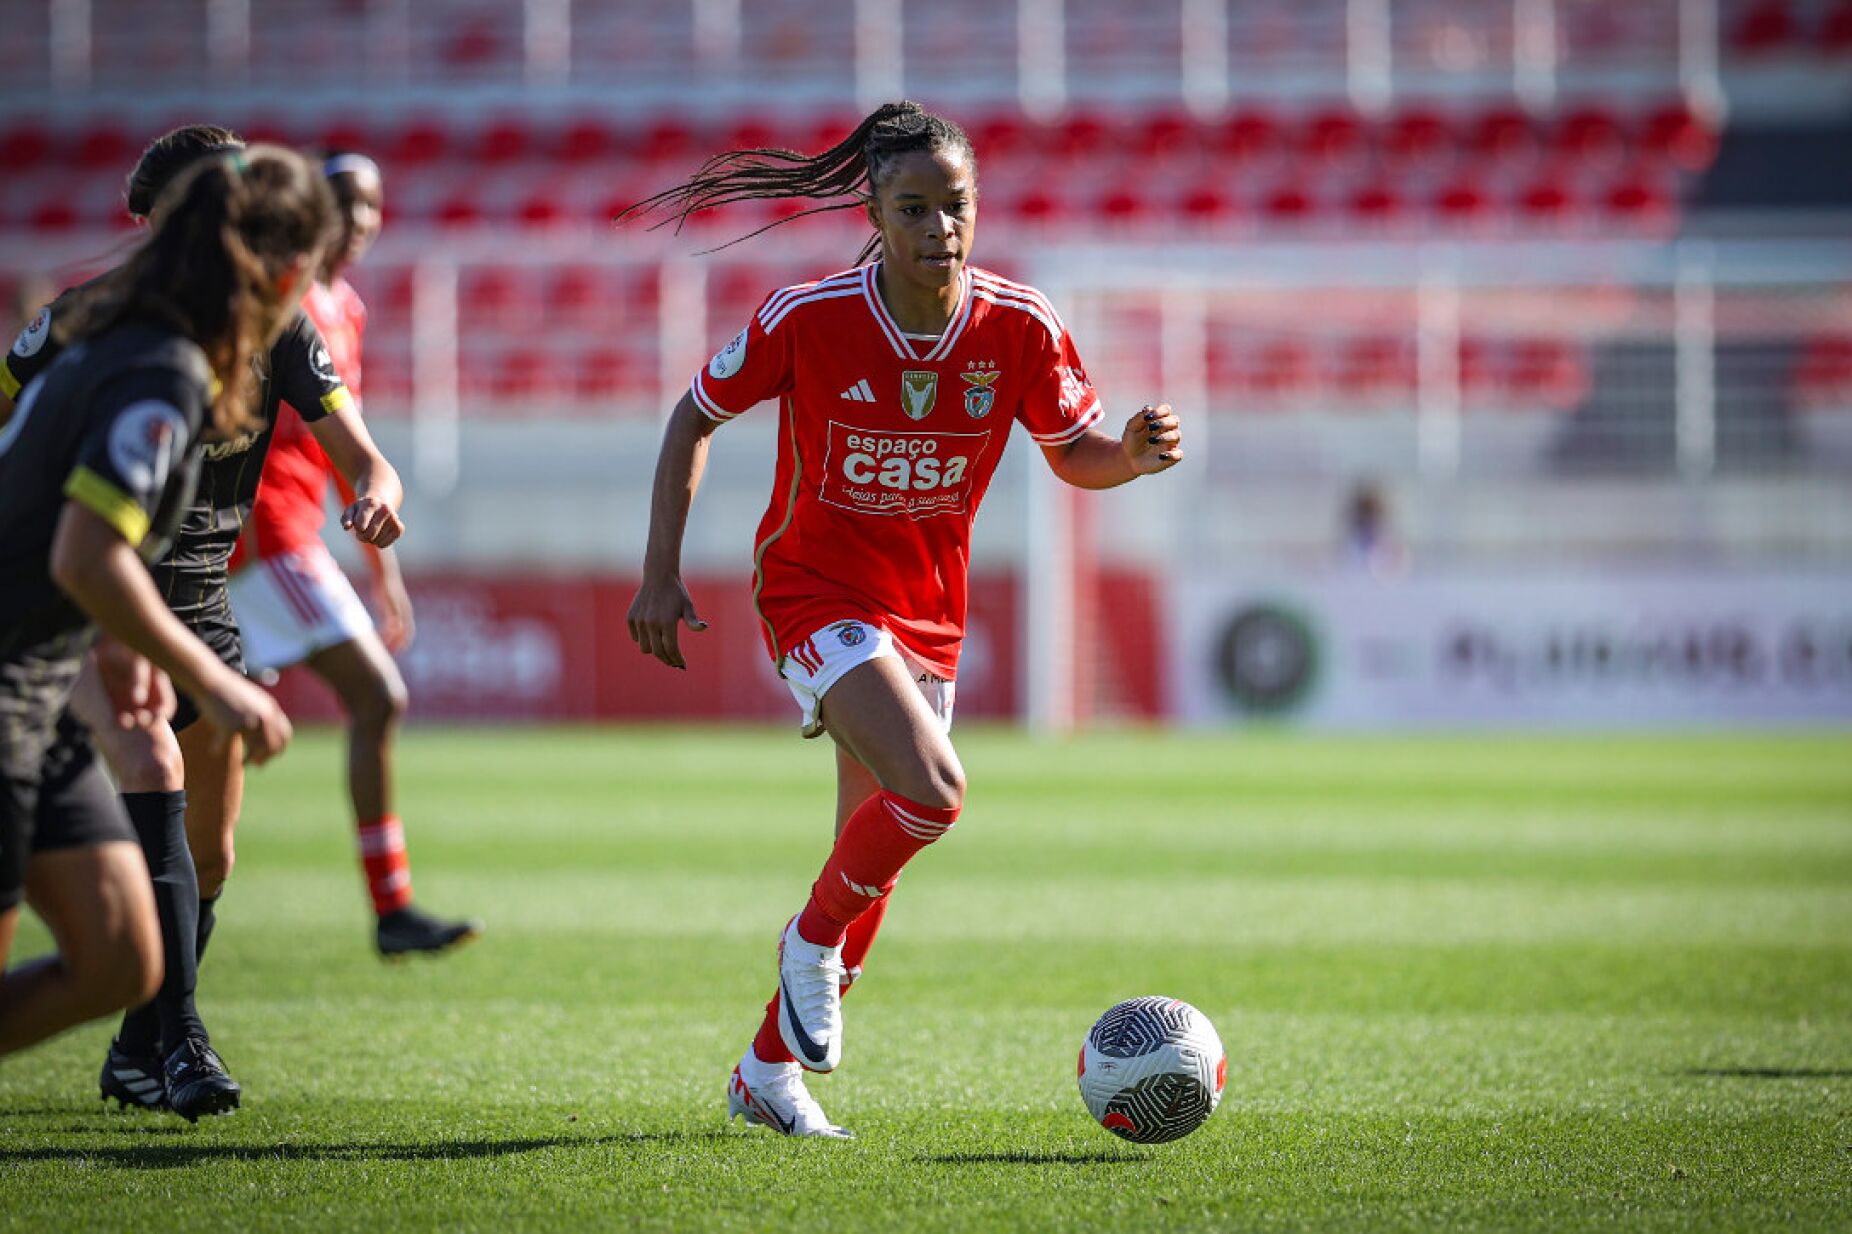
51,504,292,764
309,403,406,548
1042,403,1183,490
628,391,719,670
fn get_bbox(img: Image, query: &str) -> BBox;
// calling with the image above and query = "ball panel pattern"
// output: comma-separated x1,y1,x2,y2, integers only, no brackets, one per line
1088,996,1200,1058
1100,1071,1218,1144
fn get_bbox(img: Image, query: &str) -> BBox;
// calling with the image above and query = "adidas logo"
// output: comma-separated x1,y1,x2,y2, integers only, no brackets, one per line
839,379,875,403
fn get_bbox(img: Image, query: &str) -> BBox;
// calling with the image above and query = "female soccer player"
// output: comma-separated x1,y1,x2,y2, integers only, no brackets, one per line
0,144,329,1060
2,126,406,1119
229,151,479,957
624,102,1183,1137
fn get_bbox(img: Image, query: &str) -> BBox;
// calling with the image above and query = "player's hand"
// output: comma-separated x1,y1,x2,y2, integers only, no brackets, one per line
341,497,404,549
91,637,176,730
627,574,708,671
198,672,293,766
376,577,416,652
1121,404,1183,475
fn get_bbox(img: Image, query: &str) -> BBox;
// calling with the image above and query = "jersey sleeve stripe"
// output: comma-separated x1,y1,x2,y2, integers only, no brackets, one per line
971,274,1069,337
1028,399,1104,445
0,359,21,400
689,372,737,422
319,386,352,414
970,287,1063,344
759,286,864,334
64,465,152,547
759,271,861,323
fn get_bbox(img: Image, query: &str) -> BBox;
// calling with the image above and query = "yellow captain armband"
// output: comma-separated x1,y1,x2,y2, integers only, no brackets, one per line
0,359,21,400
320,386,352,414
64,465,150,547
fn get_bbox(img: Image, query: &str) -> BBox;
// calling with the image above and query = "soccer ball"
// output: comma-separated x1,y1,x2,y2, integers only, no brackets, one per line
1077,996,1225,1143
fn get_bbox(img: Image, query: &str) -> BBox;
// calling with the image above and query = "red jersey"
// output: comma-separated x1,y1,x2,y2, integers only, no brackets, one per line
233,278,366,569
691,262,1103,679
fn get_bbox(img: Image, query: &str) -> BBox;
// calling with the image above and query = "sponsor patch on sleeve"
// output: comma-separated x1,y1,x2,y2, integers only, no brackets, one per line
708,327,749,380
11,306,51,359
106,399,187,501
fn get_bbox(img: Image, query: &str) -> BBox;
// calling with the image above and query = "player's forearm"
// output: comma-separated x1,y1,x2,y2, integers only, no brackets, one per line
311,407,404,513
51,507,228,704
642,395,718,579
1046,429,1140,491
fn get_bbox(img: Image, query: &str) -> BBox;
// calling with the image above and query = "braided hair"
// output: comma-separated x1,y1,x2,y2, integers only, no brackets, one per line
619,101,976,263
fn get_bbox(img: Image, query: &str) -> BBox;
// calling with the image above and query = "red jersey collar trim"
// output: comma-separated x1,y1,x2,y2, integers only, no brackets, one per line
861,262,971,364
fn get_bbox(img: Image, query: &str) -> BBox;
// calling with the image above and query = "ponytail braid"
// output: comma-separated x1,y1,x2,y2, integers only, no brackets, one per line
619,100,976,261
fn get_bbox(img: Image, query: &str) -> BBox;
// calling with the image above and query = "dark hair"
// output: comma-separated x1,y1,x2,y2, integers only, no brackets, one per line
619,101,975,262
124,124,245,218
73,145,337,436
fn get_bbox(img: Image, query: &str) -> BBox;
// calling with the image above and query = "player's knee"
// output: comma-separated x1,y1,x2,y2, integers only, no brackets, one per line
351,670,408,733
104,728,185,794
913,757,966,815
193,844,233,898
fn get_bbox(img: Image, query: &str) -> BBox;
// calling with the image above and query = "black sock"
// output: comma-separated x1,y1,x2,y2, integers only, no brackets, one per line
196,890,220,963
116,791,207,1055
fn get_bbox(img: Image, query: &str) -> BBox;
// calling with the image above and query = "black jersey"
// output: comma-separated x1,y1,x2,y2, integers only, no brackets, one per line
4,286,350,601
0,322,210,666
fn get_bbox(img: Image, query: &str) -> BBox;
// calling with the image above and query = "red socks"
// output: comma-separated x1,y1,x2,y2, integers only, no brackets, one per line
750,792,958,1065
795,791,958,947
357,815,413,916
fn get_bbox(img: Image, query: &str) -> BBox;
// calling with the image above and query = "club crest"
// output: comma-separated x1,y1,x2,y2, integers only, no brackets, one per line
900,370,939,420
960,369,1001,419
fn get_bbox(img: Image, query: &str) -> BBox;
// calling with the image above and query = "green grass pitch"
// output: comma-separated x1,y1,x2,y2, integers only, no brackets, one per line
2,727,1849,1232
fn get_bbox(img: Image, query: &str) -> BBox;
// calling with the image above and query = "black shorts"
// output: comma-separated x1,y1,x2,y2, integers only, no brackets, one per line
161,581,246,735
2,704,134,912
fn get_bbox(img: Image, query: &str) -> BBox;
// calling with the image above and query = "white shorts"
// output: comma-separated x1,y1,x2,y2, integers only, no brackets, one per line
779,620,955,739
227,544,374,673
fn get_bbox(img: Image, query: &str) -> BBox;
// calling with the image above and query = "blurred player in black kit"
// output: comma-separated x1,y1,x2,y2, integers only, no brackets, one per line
1,145,332,1069
2,126,408,1120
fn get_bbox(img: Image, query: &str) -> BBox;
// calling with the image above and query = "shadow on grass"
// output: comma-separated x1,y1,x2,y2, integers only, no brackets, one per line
925,1149,1139,1166
0,1129,730,1169
1682,1068,1852,1080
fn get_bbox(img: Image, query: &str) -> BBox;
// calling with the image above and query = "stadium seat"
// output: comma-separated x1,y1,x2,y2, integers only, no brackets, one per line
1795,335,1852,405
0,119,51,172
390,117,450,167
1348,183,1405,227
75,123,135,171
1179,184,1237,227
315,117,375,158
1337,335,1415,400
1261,184,1315,226
435,194,483,228
1640,101,1717,171
1215,110,1285,167
559,116,619,163
1135,109,1201,161
477,117,533,164
28,200,80,232
1729,0,1797,53
1300,108,1366,168
516,192,567,228
1553,106,1627,171
1383,107,1454,171
970,113,1030,162
1508,338,1588,408
1470,105,1536,167
1603,176,1675,235
1435,181,1493,229
573,346,645,400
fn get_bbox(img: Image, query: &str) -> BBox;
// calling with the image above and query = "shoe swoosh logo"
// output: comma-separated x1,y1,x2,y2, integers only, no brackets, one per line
780,977,830,1065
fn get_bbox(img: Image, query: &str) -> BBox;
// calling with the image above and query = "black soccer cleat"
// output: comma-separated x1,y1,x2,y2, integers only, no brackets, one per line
99,1037,168,1111
375,904,482,959
164,1037,241,1123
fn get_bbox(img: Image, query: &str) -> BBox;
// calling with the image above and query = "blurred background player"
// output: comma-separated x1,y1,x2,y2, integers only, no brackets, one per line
1,145,321,1061
229,151,479,958
2,126,406,1120
624,101,1184,1138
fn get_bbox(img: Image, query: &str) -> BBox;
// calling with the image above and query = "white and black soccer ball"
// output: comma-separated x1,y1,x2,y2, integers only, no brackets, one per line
1077,996,1225,1144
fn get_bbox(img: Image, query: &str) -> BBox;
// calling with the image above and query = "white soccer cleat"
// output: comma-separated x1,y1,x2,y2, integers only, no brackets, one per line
728,1053,853,1139
776,916,846,1073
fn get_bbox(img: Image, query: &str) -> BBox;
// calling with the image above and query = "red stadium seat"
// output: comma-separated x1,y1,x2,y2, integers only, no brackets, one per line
1337,335,1414,399
804,112,861,155
1261,184,1315,226
461,267,532,327
573,347,643,401
1383,108,1454,170
389,118,449,167
237,115,296,148
1179,184,1237,227
1469,106,1536,167
478,117,532,164
1435,181,1492,228
1729,0,1796,52
489,349,552,402
1300,108,1366,168
559,117,618,163
721,118,781,152
75,123,135,171
1011,188,1066,226
1825,1,1852,52
970,113,1029,162
639,117,700,165
1215,110,1285,167
1249,339,1315,400
1640,102,1717,172
315,117,375,157
543,267,610,328
1508,338,1588,408
1518,179,1575,228
435,194,483,228
444,20,506,71
1348,183,1405,227
1554,106,1627,171
1135,109,1200,160
1052,111,1114,162
1795,335,1852,404
1603,176,1675,236
516,192,566,228
1096,188,1150,226
29,200,80,232
0,120,51,172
